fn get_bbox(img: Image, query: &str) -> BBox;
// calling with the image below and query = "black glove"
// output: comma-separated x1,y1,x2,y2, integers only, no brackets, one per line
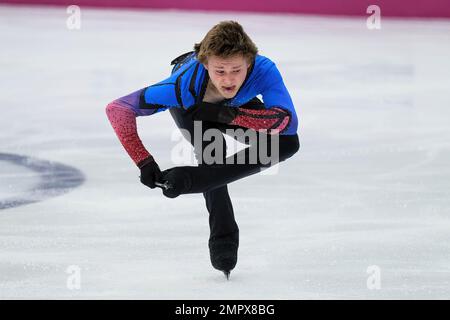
138,156,162,189
159,167,193,198
189,102,239,124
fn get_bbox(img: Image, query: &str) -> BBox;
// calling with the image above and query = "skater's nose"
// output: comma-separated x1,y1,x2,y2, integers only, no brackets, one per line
223,76,235,86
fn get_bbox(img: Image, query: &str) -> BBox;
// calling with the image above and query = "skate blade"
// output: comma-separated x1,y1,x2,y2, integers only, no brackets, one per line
155,181,172,190
223,271,230,280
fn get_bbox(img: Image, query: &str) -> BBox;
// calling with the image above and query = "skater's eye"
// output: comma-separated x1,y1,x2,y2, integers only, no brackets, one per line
215,70,241,75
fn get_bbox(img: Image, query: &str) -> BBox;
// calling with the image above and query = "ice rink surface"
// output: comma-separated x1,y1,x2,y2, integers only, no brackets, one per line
0,5,449,299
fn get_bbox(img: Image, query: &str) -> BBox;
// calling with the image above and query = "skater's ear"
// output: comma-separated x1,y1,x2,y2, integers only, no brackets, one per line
203,61,209,70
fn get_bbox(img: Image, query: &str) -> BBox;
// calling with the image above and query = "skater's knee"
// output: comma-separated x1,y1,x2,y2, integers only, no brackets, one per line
279,134,300,161
287,134,300,155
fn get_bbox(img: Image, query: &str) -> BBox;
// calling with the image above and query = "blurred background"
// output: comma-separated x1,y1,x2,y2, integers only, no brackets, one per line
2,0,450,17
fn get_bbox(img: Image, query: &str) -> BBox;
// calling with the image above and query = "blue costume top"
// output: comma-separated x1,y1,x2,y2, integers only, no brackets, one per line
134,52,298,135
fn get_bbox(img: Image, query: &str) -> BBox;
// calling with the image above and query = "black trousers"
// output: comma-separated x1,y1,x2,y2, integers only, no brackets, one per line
169,107,300,242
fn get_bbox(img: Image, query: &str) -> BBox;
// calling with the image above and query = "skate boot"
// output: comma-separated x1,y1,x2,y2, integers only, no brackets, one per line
158,167,193,198
209,231,239,280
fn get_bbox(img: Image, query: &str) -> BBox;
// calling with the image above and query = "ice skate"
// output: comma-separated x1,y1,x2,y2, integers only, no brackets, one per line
209,232,239,279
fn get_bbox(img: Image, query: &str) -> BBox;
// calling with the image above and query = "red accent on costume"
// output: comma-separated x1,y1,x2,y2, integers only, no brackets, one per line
231,107,290,134
105,102,151,166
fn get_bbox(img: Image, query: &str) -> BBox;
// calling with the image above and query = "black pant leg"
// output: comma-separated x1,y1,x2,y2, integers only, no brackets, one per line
169,108,239,241
184,131,300,194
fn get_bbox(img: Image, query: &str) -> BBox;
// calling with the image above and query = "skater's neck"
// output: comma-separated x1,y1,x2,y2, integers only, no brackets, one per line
203,80,226,104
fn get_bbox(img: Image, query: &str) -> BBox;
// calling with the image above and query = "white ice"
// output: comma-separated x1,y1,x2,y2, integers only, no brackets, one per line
0,5,449,299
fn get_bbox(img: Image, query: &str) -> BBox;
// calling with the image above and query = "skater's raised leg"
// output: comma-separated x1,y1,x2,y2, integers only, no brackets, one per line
161,131,300,196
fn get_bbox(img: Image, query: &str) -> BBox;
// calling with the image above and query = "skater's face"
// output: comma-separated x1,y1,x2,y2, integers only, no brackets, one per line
204,54,250,99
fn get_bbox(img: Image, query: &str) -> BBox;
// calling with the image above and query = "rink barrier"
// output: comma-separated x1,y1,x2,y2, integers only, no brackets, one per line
1,0,450,18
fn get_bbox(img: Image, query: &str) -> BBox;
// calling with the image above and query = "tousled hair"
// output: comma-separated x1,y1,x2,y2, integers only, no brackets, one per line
194,21,258,65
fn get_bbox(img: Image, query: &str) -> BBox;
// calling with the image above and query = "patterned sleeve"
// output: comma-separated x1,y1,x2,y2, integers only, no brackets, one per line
105,101,152,167
231,64,297,135
230,103,291,134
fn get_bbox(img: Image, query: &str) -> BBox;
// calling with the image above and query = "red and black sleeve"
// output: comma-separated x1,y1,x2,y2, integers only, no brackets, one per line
230,106,291,134
190,98,292,134
105,102,152,167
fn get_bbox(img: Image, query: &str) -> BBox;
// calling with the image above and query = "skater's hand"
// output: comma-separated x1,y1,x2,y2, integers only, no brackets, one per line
189,102,238,124
138,156,163,189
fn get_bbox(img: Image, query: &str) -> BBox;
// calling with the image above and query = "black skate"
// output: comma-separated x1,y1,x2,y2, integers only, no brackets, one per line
158,167,193,198
155,180,173,190
209,232,239,280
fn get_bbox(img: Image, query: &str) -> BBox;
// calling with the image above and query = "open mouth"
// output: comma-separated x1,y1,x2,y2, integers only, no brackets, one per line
222,86,236,93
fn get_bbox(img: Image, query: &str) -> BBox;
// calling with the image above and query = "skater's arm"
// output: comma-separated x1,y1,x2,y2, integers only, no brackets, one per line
259,63,298,135
106,101,165,189
230,105,291,134
106,77,181,167
189,101,291,134
105,102,153,167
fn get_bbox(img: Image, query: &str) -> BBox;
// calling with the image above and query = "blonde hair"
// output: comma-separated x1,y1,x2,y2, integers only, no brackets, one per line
194,21,258,65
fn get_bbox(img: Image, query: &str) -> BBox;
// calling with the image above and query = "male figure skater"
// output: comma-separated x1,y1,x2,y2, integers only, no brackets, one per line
106,21,299,279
